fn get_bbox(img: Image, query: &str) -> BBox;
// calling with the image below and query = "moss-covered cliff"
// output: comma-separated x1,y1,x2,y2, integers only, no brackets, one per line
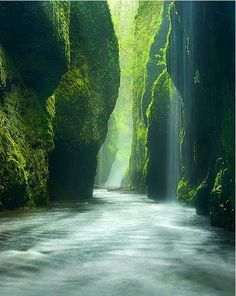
95,114,118,186
129,2,180,199
95,0,137,187
167,2,235,230
49,2,120,199
0,1,69,209
128,1,234,230
143,2,182,200
0,1,119,208
128,1,164,191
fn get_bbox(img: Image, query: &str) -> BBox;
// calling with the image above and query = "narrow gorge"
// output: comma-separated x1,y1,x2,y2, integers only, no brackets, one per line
0,1,234,295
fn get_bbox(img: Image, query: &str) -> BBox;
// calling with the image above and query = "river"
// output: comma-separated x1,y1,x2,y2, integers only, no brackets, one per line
0,190,234,296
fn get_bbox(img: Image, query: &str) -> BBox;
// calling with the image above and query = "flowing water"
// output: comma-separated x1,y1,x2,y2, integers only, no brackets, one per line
105,158,127,188
166,86,181,200
96,0,137,188
0,190,234,296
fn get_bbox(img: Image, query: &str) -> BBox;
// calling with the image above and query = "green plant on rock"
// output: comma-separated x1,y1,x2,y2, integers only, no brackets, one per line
177,178,196,205
210,158,234,230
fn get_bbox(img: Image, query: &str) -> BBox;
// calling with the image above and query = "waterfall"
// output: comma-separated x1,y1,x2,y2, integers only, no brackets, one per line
105,119,133,187
95,0,138,188
166,85,181,200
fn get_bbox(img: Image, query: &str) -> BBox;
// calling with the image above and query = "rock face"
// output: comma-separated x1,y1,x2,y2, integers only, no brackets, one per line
95,114,119,186
49,2,120,199
167,2,235,230
0,1,119,208
0,1,68,209
128,2,179,199
144,3,178,200
128,1,164,192
129,1,234,230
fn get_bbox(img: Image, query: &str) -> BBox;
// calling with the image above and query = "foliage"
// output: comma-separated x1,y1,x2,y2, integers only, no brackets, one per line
177,178,196,205
210,158,234,230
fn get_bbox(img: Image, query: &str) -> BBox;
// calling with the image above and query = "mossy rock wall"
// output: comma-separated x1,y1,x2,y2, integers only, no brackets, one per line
0,1,69,209
146,67,181,200
146,69,171,199
0,1,120,207
128,1,164,192
129,2,178,200
49,1,120,199
95,114,119,186
167,2,235,230
142,3,182,201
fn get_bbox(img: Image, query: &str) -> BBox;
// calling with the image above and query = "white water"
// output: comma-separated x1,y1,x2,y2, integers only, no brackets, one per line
0,190,234,296
96,0,138,187
105,128,132,187
105,157,126,187
167,86,181,200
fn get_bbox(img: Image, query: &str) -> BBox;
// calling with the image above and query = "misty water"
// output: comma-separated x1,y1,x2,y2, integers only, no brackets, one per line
105,160,126,187
0,190,234,296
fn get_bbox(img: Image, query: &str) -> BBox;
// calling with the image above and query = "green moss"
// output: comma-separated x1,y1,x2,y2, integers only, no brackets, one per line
147,69,172,122
0,2,70,99
54,65,112,146
0,72,53,209
129,1,164,190
210,158,234,230
95,114,119,185
0,1,120,207
0,5,69,212
166,2,234,228
146,67,181,199
42,0,71,64
49,2,120,199
177,178,196,205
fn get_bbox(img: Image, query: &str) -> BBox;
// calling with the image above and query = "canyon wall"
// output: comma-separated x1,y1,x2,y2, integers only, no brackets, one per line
49,2,120,199
129,1,234,230
167,1,235,230
0,1,119,208
128,1,164,192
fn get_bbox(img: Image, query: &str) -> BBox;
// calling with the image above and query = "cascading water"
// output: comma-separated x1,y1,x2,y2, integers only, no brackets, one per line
103,94,133,187
167,1,195,190
165,1,194,201
166,86,181,200
105,117,133,187
96,0,139,188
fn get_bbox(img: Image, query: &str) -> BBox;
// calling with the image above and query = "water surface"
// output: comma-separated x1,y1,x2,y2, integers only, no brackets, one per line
0,190,234,296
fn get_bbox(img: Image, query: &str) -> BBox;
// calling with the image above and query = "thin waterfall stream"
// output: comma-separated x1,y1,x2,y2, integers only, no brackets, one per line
96,0,138,188
166,86,181,200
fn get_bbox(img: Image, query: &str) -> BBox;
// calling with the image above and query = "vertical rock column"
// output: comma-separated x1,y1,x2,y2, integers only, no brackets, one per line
167,1,235,230
49,2,120,200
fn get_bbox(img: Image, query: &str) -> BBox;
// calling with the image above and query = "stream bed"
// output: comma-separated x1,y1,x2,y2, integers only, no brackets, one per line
0,190,234,296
